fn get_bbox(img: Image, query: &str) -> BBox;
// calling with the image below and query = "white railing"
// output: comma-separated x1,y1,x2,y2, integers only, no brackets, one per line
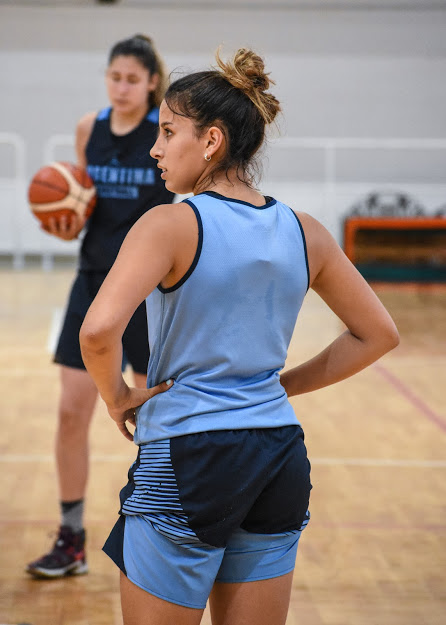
1,133,446,269
269,136,446,216
0,132,27,269
43,134,75,165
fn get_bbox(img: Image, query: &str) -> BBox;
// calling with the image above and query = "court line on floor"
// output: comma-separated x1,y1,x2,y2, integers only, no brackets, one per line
372,282,446,294
0,518,444,532
0,454,445,467
308,521,446,532
309,458,446,467
1,356,446,375
374,362,446,433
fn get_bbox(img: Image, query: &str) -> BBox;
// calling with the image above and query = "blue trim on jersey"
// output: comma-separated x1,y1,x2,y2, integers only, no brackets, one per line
147,107,160,124
204,190,276,210
158,200,204,294
97,106,111,121
289,210,310,292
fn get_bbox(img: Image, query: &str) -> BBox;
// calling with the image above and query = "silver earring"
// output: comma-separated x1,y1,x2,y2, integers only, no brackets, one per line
204,153,211,162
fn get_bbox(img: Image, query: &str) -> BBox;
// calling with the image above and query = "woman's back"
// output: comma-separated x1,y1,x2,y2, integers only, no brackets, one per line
136,191,309,443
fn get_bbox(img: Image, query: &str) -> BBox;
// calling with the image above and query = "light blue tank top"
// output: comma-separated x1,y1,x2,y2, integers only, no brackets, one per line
134,191,309,444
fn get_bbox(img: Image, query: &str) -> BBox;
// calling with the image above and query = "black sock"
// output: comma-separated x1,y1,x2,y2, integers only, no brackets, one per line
61,499,84,533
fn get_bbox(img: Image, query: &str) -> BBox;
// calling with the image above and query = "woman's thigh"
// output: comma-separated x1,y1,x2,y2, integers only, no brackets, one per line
120,571,204,625
209,572,294,625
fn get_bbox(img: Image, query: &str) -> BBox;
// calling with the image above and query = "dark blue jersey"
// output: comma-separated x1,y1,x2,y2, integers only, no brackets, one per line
80,107,174,271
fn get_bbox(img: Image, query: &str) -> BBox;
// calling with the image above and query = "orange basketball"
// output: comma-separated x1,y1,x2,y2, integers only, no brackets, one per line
28,162,96,228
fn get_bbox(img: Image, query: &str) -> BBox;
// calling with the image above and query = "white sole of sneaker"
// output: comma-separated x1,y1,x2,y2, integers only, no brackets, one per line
26,561,88,579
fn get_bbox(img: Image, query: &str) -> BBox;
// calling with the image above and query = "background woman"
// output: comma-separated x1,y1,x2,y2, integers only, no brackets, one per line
80,48,399,624
26,34,174,579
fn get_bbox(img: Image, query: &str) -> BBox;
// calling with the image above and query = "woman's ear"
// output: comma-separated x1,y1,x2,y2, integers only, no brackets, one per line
205,126,225,158
148,72,160,93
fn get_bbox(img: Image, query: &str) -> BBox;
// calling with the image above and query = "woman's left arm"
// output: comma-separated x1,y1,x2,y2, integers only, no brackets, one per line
79,204,176,439
280,213,400,397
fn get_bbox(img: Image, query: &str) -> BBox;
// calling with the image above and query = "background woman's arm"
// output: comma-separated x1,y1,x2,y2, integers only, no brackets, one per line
42,112,96,241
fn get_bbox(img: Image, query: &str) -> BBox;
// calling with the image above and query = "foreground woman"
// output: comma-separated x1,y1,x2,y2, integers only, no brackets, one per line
80,48,399,625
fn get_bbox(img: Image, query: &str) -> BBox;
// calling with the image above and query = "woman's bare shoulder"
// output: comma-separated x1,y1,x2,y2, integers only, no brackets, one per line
294,211,337,250
76,111,97,134
75,111,98,167
292,210,343,287
138,201,197,230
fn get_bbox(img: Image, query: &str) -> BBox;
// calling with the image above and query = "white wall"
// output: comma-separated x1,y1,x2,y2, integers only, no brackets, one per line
1,3,445,259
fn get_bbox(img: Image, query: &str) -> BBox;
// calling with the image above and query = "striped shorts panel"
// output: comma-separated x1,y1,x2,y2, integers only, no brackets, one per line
104,426,311,607
121,440,198,544
117,425,311,548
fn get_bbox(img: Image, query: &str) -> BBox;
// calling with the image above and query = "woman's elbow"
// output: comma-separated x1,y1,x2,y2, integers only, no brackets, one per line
359,318,399,360
79,320,110,355
379,320,400,354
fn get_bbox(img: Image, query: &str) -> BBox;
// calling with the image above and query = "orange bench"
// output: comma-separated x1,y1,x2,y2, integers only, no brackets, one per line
344,217,446,264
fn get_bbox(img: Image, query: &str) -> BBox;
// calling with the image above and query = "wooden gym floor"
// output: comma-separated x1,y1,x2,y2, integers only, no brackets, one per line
0,267,445,625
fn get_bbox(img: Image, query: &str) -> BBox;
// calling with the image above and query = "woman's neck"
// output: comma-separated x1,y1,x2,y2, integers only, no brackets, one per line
110,106,149,136
195,173,266,207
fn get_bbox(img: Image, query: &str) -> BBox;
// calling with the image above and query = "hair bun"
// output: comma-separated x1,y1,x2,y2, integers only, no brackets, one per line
133,33,154,47
215,48,280,124
216,48,269,93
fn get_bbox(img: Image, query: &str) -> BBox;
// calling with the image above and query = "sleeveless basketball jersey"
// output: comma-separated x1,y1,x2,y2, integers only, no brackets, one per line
134,191,310,444
81,107,174,271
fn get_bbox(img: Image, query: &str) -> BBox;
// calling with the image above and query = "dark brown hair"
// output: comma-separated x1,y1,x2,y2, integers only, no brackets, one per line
165,48,281,187
108,34,168,109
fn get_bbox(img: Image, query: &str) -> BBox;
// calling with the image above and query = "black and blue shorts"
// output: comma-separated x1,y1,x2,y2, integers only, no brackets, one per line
103,425,311,608
54,270,149,374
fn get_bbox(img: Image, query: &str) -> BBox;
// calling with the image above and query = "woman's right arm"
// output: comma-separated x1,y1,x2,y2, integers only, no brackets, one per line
280,213,399,397
79,202,195,439
42,112,96,240
75,112,96,169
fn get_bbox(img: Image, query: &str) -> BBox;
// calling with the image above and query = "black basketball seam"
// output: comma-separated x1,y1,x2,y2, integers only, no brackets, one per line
29,179,70,196
30,180,94,204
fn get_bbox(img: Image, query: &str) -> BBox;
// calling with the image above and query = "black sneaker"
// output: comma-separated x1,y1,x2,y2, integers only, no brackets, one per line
26,525,88,578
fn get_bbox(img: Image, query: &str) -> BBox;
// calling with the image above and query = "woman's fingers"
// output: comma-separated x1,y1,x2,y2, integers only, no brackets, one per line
116,420,134,442
144,379,173,405
146,378,174,399
108,380,173,441
40,214,85,240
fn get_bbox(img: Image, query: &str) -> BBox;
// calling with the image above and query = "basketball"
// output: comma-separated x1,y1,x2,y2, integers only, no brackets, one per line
28,162,96,228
